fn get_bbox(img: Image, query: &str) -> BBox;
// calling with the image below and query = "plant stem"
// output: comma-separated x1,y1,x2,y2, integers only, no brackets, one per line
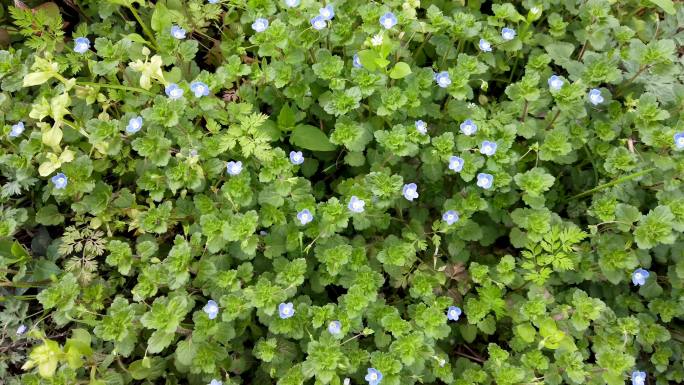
76,81,156,96
127,5,159,50
570,167,656,199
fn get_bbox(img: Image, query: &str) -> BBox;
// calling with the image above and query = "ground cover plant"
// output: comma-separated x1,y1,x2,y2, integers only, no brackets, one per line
1,0,684,384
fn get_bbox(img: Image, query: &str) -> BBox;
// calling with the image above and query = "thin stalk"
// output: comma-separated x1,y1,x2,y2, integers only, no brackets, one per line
127,5,159,50
570,168,656,199
76,81,155,96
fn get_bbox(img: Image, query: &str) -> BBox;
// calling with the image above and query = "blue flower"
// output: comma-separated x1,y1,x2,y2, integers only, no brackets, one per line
203,300,219,320
459,119,477,136
632,268,649,286
402,183,419,201
126,117,143,134
252,18,269,33
365,368,383,385
353,54,363,68
501,27,516,41
442,210,459,225
348,196,365,213
208,0,219,3
415,120,427,134
548,75,563,91
51,173,68,189
447,306,462,321
479,39,492,52
448,156,464,172
290,150,304,165
209,380,222,385
297,209,313,225
311,16,327,30
73,37,90,54
170,25,186,39
588,89,604,105
190,81,210,98
476,173,494,189
284,0,300,7
9,122,24,137
480,140,498,156
319,5,334,20
278,302,295,319
16,324,27,335
226,161,243,175
674,132,684,150
379,12,397,29
328,320,342,335
631,371,646,385
434,71,451,88
165,83,184,100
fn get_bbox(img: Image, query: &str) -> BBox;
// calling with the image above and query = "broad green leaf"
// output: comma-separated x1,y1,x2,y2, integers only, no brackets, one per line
290,125,337,152
389,62,412,79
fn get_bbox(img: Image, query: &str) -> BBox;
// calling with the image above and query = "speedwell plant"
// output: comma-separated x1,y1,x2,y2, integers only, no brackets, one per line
1,1,684,385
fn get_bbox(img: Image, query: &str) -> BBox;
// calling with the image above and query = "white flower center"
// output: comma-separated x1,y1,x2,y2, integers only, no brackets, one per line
369,373,377,381
383,19,393,28
352,201,362,210
552,80,562,89
57,178,65,185
677,137,684,145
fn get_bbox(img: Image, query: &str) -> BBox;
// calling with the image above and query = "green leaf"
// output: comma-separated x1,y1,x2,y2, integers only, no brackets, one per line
290,125,337,152
649,0,675,14
35,204,65,226
389,62,412,79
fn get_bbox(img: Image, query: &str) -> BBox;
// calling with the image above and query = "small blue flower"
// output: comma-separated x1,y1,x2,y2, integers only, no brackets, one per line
459,119,477,136
208,0,219,3
311,15,327,30
226,161,243,176
480,140,498,156
189,149,199,158
9,122,25,137
328,320,342,335
284,0,300,7
297,209,313,225
51,173,68,189
365,368,383,385
631,371,646,385
632,268,649,286
348,196,365,213
190,81,210,98
434,71,451,88
501,27,516,41
442,210,459,225
588,89,604,105
353,54,363,68
479,39,492,52
319,5,334,20
126,117,143,134
448,156,464,172
16,324,27,335
379,12,397,29
170,25,186,39
203,300,219,320
548,75,563,91
165,83,184,100
278,302,295,319
674,132,684,150
73,37,90,54
415,120,427,134
402,183,419,201
290,150,304,165
476,173,494,189
252,18,269,33
446,306,462,321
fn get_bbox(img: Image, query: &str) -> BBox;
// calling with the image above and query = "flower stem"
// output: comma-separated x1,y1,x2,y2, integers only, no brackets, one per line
76,81,156,96
570,167,656,199
127,5,159,50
